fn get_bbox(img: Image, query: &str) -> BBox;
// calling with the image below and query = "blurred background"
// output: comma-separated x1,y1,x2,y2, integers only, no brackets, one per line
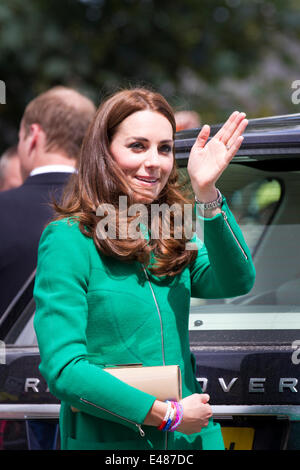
0,0,300,152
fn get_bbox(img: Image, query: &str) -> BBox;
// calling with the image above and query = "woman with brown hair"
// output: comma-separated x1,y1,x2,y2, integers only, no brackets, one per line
33,87,255,450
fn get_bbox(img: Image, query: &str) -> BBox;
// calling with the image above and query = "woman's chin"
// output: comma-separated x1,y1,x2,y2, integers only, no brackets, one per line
130,187,159,204
132,193,155,204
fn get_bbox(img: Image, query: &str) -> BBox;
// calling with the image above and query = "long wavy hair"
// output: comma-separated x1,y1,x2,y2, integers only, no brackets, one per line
53,88,197,276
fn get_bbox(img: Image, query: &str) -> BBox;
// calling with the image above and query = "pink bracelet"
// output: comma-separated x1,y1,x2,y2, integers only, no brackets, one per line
169,402,183,431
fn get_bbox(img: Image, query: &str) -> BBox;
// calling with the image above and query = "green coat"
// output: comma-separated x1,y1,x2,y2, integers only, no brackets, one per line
33,196,255,450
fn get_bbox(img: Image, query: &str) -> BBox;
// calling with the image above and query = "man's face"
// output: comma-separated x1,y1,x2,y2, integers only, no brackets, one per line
0,153,23,191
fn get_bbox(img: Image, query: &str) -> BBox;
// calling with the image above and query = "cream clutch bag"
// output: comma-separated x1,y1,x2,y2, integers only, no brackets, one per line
105,364,182,401
71,364,182,412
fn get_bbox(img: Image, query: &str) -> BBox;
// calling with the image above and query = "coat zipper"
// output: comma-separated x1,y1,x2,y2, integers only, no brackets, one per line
142,266,168,450
142,267,165,366
221,210,248,260
79,397,145,437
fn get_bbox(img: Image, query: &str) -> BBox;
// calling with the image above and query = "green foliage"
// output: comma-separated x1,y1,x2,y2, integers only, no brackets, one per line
0,0,300,152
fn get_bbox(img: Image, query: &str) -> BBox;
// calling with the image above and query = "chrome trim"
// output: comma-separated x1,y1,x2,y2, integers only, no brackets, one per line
1,404,300,421
212,405,300,420
0,404,60,419
0,269,36,327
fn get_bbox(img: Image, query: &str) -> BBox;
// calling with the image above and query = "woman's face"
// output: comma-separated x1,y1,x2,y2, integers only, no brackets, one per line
110,110,174,203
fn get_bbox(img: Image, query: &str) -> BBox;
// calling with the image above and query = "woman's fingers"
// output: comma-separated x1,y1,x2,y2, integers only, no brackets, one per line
215,111,246,144
226,117,248,149
226,135,244,161
194,124,210,149
193,112,247,154
214,111,239,141
200,394,210,403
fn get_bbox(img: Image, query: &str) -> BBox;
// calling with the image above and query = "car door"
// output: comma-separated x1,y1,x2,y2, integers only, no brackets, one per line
175,114,300,450
0,272,59,450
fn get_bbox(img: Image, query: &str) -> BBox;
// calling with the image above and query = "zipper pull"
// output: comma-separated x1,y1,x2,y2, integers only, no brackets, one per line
137,424,145,437
221,210,227,220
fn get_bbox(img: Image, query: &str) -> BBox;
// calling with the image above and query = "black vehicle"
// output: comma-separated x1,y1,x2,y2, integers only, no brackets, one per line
1,113,300,450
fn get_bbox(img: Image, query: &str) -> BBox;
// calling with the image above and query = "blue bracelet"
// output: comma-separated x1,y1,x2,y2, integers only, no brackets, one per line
162,401,176,431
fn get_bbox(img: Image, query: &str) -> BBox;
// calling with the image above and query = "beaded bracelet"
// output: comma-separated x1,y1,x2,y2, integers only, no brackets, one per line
158,400,183,432
162,401,176,431
157,400,172,431
169,401,183,431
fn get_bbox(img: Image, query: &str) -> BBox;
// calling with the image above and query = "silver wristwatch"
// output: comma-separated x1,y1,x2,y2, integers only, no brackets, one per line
195,188,223,210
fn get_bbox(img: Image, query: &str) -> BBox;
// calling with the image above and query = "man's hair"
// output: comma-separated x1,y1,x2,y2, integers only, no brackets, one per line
21,86,96,159
0,145,18,189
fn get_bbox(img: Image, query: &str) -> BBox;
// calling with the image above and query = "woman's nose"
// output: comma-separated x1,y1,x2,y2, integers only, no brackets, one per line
144,148,160,167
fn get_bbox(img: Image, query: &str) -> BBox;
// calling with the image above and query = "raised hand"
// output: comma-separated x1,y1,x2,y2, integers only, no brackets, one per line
187,111,248,198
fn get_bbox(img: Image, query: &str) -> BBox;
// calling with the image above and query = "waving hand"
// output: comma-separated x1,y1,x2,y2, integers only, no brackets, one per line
187,111,248,199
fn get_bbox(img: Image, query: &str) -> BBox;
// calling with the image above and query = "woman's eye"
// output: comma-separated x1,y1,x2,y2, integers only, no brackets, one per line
160,144,172,154
129,142,144,150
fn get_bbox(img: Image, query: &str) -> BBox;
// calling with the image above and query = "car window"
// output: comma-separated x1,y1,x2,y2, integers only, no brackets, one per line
4,298,38,346
14,312,37,346
188,162,300,341
226,178,281,253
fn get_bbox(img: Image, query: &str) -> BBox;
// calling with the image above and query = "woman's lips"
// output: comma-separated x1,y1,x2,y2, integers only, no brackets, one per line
135,176,159,185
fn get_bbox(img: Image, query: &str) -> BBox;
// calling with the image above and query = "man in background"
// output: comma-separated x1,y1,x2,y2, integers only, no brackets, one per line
0,86,96,316
0,145,23,191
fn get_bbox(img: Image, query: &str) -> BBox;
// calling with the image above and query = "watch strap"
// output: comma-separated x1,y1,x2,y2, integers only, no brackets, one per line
195,188,223,210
